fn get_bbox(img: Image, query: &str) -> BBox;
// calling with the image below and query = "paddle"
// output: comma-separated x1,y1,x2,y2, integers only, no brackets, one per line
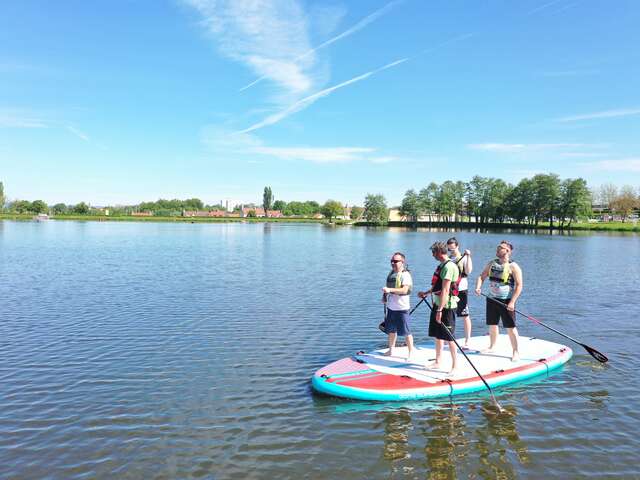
420,298,504,412
379,302,388,332
480,293,608,363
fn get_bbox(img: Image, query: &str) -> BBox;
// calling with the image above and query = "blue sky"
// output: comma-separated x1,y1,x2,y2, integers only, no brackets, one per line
1,0,639,207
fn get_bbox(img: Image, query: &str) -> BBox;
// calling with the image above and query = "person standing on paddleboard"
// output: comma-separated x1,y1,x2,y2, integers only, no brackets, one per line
418,241,459,374
475,240,523,362
382,252,415,359
446,237,473,348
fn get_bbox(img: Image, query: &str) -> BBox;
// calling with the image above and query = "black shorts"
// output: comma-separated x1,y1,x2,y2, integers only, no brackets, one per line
486,297,516,328
456,290,469,317
428,307,456,341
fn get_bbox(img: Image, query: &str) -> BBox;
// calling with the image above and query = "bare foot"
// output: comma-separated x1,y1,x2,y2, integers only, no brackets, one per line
426,361,441,370
511,352,520,362
482,347,496,354
384,349,394,357
447,368,460,377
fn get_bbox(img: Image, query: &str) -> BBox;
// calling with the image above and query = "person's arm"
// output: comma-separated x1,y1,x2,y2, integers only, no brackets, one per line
464,250,473,275
383,273,411,296
507,262,523,310
475,262,492,294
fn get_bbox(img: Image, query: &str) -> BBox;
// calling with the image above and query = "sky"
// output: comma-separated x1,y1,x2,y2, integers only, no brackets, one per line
1,0,639,207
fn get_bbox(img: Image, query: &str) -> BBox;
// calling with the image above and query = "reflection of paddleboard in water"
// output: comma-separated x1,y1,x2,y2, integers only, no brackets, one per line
312,334,572,401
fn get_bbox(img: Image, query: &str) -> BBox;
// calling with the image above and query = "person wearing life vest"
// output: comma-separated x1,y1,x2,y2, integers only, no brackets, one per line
418,241,460,374
446,237,473,347
474,240,523,362
382,252,415,359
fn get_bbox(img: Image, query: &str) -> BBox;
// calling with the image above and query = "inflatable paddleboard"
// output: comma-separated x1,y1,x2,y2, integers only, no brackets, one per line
312,334,572,401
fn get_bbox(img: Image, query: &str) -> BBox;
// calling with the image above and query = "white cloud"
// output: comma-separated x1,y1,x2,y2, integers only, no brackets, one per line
184,0,316,100
555,108,640,122
253,146,374,163
239,0,401,92
581,159,640,173
202,124,393,164
0,109,47,128
468,143,587,153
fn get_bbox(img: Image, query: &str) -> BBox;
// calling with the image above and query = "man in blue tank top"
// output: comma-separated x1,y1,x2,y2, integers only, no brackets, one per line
475,240,523,361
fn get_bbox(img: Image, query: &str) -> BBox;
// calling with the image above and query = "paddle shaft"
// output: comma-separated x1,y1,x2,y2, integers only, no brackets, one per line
480,293,608,363
422,299,503,411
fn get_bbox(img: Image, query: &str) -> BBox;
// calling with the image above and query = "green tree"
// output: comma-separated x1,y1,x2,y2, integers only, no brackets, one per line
31,200,48,214
531,173,561,227
246,209,257,218
558,178,592,227
505,178,535,224
350,206,364,220
399,189,421,222
73,202,90,215
435,181,456,221
183,198,204,210
321,200,343,220
364,193,388,225
272,200,287,212
263,186,273,212
52,203,68,215
0,181,5,212
418,183,438,221
11,200,31,213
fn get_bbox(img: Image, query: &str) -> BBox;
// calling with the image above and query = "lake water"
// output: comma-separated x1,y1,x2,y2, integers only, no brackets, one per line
1,221,639,479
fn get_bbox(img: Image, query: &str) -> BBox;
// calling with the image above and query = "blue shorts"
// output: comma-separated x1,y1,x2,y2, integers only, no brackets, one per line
385,309,411,336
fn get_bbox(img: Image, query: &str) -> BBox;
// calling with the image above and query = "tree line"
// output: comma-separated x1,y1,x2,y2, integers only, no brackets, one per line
2,177,637,225
396,174,638,228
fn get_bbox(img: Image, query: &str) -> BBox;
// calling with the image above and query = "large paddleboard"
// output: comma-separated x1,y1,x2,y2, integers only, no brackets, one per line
312,334,572,401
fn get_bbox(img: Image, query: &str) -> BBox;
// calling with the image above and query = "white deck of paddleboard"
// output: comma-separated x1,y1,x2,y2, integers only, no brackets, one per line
357,334,567,383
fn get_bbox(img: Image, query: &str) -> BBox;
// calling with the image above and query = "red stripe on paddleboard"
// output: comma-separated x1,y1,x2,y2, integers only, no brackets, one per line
333,372,435,390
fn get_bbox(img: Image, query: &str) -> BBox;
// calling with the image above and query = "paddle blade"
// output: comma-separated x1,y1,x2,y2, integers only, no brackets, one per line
583,344,608,363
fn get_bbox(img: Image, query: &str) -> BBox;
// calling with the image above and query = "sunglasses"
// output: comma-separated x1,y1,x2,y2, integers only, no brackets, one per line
390,259,403,264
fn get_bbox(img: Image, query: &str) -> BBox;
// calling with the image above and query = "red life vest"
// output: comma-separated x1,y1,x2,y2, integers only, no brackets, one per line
431,260,460,297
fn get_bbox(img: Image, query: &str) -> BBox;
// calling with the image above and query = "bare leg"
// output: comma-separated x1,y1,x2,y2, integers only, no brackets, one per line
448,341,458,374
464,315,472,346
507,327,520,361
427,339,443,369
406,334,415,359
483,325,499,352
385,332,397,356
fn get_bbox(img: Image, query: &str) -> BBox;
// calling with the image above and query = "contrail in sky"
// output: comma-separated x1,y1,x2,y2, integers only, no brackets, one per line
237,32,474,133
239,0,402,92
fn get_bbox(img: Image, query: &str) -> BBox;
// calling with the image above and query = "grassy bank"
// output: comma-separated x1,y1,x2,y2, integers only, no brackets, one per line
357,220,640,233
0,213,326,223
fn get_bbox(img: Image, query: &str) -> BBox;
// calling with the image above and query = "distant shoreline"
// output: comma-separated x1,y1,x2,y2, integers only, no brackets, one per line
2,214,638,232
355,220,640,233
0,213,327,224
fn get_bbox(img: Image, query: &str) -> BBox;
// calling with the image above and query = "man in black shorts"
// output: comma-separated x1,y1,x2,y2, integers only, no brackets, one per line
475,240,523,361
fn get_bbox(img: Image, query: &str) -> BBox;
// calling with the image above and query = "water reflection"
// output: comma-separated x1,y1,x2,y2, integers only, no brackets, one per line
475,404,529,479
372,401,529,479
420,404,468,479
378,409,412,461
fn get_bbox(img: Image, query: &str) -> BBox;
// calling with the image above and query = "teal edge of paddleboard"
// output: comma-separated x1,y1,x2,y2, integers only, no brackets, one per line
312,348,573,401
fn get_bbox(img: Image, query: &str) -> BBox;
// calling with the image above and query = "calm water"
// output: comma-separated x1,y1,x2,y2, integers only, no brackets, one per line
1,221,639,479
